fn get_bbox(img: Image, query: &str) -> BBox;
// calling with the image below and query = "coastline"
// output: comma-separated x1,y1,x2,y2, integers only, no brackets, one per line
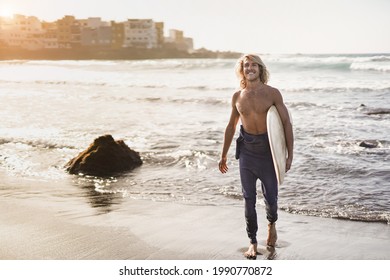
0,47,242,60
1,191,389,260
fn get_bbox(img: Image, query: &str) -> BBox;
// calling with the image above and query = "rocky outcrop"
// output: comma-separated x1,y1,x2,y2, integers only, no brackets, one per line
359,140,380,148
65,135,142,176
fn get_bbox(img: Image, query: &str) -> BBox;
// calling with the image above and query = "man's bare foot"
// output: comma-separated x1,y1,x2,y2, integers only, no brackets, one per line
244,243,257,259
267,223,277,247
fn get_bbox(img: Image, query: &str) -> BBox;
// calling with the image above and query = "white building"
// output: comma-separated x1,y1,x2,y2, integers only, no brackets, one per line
165,29,193,52
0,14,45,50
123,19,157,48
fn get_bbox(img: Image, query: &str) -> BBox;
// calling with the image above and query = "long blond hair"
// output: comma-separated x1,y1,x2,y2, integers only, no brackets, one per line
235,54,269,88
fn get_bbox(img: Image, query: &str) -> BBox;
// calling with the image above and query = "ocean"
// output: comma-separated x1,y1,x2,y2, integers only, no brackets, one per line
1,53,389,224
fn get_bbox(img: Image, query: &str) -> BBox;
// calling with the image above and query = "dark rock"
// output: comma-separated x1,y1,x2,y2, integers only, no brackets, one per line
358,104,390,115
366,109,390,115
65,135,142,176
359,140,379,148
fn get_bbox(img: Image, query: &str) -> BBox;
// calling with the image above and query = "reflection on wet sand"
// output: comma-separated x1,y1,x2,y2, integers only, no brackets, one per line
72,175,124,214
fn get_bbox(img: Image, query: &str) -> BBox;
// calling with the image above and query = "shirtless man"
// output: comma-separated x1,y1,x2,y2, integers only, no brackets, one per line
218,54,293,259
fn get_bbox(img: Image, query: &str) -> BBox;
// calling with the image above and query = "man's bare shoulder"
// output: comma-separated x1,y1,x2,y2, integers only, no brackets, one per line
233,89,241,96
232,90,242,100
263,84,282,100
263,84,280,93
266,85,285,107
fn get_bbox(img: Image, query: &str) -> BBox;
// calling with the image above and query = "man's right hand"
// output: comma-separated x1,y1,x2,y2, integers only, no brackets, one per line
218,157,228,173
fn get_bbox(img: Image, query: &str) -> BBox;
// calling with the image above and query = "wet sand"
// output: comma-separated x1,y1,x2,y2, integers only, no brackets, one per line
1,195,389,260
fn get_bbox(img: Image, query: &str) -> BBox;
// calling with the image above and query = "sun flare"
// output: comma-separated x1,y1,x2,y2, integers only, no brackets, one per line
0,7,14,18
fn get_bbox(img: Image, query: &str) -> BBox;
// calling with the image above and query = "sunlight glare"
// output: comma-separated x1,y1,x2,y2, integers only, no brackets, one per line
0,7,14,18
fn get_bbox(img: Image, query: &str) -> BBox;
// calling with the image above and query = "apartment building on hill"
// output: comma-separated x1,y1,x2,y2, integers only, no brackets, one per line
0,14,193,52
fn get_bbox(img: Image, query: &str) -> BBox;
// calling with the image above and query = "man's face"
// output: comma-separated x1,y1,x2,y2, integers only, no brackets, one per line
243,58,260,82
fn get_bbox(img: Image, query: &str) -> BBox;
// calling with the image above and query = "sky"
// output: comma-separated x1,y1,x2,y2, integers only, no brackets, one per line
1,0,389,54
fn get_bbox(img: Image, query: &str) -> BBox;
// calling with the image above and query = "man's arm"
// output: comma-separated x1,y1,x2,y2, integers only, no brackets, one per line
273,89,294,172
219,92,240,173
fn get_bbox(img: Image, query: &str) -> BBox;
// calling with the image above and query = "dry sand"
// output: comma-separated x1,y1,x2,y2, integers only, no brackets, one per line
1,196,389,260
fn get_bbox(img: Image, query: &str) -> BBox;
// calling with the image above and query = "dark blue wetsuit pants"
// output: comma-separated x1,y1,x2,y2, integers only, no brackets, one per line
236,126,278,245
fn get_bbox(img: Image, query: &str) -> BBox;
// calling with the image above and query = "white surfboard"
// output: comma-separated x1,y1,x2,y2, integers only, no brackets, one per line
267,105,291,186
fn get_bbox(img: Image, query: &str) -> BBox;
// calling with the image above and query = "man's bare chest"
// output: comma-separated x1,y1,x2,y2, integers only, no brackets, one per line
236,93,272,116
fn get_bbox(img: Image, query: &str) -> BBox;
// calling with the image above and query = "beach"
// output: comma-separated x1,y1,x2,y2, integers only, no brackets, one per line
1,56,389,224
0,56,389,263
1,179,389,260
